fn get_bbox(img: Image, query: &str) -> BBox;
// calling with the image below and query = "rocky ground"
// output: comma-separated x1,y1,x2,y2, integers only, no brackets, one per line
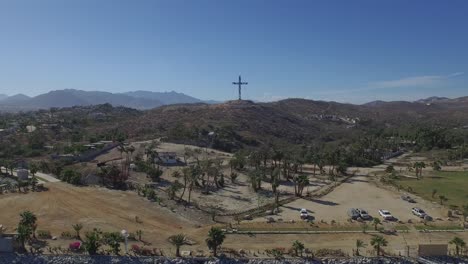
0,254,419,264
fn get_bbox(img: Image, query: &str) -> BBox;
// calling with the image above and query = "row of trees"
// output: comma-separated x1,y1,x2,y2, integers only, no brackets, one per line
12,210,468,257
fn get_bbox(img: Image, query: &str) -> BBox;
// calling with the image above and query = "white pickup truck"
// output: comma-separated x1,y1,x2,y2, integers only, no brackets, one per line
412,207,427,218
378,209,394,220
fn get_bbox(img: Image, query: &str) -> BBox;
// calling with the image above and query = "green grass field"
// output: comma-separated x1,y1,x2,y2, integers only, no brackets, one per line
396,171,468,208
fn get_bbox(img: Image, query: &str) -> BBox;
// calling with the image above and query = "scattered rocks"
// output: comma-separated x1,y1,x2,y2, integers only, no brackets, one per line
0,255,417,264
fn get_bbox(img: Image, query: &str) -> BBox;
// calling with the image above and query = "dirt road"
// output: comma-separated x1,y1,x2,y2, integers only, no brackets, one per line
265,175,447,223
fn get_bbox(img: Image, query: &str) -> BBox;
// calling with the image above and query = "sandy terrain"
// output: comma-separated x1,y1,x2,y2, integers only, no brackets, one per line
263,175,447,223
0,182,201,246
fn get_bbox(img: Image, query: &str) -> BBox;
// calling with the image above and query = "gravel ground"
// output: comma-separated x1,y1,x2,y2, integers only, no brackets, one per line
0,255,416,264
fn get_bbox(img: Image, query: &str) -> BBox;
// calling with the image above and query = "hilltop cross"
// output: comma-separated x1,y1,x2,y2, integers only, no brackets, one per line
232,75,248,100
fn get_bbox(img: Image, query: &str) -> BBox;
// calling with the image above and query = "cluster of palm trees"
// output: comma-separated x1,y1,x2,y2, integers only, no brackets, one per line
412,161,426,179
228,145,353,197
167,227,226,257
167,144,353,205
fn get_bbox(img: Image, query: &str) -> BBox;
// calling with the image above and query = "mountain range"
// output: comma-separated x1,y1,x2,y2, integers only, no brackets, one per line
0,89,211,111
0,88,467,115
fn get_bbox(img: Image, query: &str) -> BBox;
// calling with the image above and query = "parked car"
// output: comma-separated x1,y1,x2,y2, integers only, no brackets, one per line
378,209,394,220
347,208,360,220
356,208,371,220
300,208,308,219
401,195,416,203
412,207,427,218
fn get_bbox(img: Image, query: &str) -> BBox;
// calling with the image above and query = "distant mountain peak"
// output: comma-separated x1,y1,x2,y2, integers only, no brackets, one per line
123,90,203,105
0,89,209,111
415,96,449,104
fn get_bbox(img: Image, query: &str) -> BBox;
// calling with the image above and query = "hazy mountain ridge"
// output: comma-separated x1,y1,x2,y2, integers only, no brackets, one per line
124,90,202,105
415,96,450,104
0,89,210,111
1,89,467,114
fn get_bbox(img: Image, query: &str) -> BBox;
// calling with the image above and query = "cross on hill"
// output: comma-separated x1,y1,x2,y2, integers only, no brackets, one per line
232,75,248,100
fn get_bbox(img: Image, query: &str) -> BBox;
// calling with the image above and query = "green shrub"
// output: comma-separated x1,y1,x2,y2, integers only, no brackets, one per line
61,231,74,239
37,230,52,239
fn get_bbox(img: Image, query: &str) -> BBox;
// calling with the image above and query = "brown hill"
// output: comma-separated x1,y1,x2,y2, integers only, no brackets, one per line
85,96,468,152
74,97,468,151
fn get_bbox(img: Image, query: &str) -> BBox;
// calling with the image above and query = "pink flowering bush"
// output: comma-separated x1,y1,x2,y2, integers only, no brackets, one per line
69,241,81,251
131,244,141,254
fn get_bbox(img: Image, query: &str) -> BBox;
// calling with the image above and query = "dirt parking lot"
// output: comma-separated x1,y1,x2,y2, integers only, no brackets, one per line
261,175,448,224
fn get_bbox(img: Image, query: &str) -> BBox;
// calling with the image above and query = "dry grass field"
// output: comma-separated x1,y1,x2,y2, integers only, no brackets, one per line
0,182,201,247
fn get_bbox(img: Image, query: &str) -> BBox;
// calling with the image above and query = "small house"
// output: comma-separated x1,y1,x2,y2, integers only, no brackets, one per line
157,152,178,165
16,169,29,181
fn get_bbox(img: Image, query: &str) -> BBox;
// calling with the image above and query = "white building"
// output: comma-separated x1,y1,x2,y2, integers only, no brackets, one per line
16,169,29,181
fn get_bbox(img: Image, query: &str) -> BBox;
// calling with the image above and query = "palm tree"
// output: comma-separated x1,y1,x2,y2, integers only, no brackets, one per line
370,235,388,256
372,218,381,230
294,174,309,197
413,162,426,179
449,237,466,256
187,166,201,204
127,145,136,159
206,227,225,257
29,163,38,177
118,144,125,159
355,239,366,256
168,234,188,257
463,204,468,225
292,240,305,257
168,181,183,200
19,211,37,238
439,195,448,205
72,223,83,239
16,224,32,250
311,153,321,177
136,230,143,241
29,163,39,190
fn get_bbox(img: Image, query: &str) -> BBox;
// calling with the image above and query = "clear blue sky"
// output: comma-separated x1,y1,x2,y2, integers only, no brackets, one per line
0,0,467,103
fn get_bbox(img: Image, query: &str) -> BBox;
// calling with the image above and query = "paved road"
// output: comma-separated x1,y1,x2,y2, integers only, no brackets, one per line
35,171,61,183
